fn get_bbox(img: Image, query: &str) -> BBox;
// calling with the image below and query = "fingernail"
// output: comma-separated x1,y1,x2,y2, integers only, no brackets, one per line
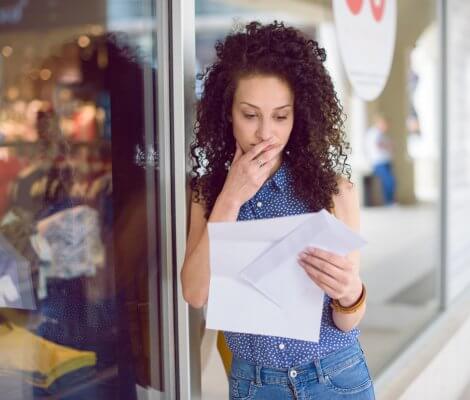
307,247,316,254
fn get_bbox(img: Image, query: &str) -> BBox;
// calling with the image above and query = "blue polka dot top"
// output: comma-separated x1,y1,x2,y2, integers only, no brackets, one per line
223,158,360,368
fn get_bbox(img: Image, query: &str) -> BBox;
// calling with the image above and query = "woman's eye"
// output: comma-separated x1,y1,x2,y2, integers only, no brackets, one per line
244,114,257,119
275,116,288,121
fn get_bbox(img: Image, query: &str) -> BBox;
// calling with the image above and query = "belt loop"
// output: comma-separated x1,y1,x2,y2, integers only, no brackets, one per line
255,365,262,386
313,359,326,384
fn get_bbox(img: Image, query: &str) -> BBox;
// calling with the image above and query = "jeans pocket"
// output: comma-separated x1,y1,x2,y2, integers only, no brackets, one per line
229,376,258,400
324,354,373,395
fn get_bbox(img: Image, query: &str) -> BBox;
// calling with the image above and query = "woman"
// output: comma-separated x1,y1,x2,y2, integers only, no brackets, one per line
181,21,375,400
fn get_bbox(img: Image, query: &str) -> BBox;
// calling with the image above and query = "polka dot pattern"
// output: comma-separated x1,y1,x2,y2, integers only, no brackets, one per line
224,159,359,368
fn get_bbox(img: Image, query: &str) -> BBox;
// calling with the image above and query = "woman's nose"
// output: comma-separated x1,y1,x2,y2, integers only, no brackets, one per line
255,120,274,141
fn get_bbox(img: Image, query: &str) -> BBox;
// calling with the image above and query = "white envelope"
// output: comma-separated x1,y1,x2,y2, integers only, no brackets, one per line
206,209,366,342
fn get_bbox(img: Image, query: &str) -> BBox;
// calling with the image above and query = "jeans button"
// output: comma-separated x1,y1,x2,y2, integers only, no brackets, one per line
289,369,297,378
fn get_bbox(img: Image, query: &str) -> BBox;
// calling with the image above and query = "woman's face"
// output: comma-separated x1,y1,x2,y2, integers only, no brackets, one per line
231,74,294,157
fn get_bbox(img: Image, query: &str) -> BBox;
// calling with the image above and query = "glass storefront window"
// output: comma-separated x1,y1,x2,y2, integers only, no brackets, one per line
357,1,441,373
194,1,441,397
0,1,174,398
447,0,470,302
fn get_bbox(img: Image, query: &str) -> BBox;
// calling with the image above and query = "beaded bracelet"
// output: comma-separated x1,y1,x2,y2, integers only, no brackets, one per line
330,284,367,314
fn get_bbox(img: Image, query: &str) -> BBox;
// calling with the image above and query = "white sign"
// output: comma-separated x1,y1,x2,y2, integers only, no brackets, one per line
333,0,397,101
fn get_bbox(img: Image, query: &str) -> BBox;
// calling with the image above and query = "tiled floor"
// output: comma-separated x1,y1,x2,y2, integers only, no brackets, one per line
201,202,442,398
359,202,440,377
201,329,229,400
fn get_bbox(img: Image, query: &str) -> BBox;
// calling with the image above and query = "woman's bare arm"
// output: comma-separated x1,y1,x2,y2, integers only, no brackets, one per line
180,194,241,309
330,179,366,332
181,139,283,309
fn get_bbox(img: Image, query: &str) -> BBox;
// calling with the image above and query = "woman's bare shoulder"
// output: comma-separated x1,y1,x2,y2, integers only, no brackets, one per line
184,191,208,258
189,189,208,223
332,176,359,229
334,176,356,199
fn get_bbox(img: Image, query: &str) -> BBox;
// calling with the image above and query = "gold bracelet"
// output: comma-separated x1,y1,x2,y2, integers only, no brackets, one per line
331,284,367,314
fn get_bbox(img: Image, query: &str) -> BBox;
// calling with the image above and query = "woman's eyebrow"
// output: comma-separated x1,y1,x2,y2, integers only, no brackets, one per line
240,101,293,110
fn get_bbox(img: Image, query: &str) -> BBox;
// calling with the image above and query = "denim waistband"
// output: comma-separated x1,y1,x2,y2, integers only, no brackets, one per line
230,341,365,385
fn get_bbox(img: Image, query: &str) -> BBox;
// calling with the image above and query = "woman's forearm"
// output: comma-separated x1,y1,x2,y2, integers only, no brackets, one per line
181,194,241,308
332,300,367,332
181,227,211,309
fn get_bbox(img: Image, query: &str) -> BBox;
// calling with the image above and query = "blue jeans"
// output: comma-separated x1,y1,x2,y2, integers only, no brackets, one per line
229,341,375,399
373,162,396,205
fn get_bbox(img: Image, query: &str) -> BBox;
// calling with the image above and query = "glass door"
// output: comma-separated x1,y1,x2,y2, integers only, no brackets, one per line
0,0,176,399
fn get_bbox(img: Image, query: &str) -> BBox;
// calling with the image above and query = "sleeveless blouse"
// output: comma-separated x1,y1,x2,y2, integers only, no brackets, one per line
223,159,360,368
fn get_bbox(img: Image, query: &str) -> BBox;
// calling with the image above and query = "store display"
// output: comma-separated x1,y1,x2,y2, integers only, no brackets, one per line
0,320,96,389
0,25,153,399
0,154,22,218
36,205,105,280
0,241,34,310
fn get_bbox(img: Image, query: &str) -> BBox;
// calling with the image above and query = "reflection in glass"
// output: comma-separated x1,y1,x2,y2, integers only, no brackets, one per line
0,1,166,398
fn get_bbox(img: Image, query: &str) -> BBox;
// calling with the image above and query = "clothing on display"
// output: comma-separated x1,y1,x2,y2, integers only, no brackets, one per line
0,233,36,310
70,104,98,142
0,207,39,265
36,205,105,280
34,277,138,399
0,321,96,389
0,30,146,400
10,163,49,217
1,206,40,304
30,233,52,300
0,156,22,218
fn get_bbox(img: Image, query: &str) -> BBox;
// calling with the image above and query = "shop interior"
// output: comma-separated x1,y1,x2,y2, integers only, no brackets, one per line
0,2,164,398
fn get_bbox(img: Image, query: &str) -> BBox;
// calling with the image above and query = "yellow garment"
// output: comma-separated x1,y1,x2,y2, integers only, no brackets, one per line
217,330,232,375
0,322,96,388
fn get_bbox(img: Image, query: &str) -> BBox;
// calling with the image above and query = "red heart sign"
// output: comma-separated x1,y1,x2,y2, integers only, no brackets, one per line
346,0,364,14
369,0,386,22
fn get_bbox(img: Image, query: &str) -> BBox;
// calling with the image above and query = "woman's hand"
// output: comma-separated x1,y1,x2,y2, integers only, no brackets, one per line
219,138,283,207
297,247,363,307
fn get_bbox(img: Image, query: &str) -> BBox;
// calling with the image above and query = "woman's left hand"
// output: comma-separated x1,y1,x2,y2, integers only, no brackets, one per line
297,247,363,307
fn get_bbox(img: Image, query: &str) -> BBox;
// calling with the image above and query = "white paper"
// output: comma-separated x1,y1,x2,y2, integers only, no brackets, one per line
206,209,366,342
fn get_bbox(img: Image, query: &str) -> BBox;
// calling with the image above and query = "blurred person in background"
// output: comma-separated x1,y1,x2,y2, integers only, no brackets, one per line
365,114,396,206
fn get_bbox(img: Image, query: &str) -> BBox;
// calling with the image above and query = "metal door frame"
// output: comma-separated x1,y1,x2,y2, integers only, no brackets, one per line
170,0,201,399
152,0,179,398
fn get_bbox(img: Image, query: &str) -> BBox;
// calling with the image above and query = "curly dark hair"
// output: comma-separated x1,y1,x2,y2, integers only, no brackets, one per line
190,20,351,218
